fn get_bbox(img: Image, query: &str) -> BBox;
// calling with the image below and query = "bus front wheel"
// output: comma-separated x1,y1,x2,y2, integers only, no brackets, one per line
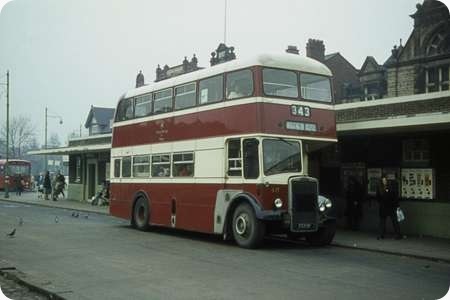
232,203,265,249
132,197,150,231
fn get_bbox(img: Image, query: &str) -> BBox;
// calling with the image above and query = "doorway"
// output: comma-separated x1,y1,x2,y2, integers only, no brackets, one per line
87,163,96,199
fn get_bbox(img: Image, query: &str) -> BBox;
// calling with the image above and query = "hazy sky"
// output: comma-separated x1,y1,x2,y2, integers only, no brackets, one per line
0,0,419,144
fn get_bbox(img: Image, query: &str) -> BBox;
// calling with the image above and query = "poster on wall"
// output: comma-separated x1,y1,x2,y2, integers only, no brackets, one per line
341,163,365,192
401,168,434,200
367,168,382,196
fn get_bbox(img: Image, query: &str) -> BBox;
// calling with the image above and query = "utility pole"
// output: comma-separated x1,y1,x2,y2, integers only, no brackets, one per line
4,71,10,198
45,106,48,171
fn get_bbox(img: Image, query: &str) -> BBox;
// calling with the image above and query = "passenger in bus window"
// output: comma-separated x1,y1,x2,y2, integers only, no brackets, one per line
227,82,244,99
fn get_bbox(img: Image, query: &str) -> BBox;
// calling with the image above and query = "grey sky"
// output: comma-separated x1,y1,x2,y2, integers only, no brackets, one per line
0,0,417,144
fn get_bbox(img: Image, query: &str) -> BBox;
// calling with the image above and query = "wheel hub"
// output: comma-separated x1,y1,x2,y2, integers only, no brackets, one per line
235,214,249,236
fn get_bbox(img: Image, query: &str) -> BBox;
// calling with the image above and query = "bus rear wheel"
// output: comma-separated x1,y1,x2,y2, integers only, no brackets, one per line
232,203,265,249
133,197,150,231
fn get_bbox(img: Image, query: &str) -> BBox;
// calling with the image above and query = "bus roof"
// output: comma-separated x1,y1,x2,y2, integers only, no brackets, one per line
0,159,31,165
124,53,332,99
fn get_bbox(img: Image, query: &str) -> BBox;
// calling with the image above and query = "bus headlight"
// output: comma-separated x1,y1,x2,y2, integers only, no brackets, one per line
318,195,332,212
274,198,283,209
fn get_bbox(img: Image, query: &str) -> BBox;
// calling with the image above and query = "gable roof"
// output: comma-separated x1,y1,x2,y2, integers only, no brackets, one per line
85,106,115,129
323,52,359,73
359,56,384,74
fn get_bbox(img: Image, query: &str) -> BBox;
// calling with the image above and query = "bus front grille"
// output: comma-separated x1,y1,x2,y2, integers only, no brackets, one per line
289,177,319,232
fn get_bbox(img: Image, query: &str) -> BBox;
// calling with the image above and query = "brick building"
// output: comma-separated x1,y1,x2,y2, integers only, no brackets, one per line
326,0,450,239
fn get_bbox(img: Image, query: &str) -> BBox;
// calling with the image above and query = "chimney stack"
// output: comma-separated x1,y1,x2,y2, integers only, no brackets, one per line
286,45,299,55
136,70,145,88
306,39,325,62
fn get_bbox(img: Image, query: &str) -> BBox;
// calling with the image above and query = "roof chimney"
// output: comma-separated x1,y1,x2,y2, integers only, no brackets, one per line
136,70,145,88
306,39,325,62
286,45,299,55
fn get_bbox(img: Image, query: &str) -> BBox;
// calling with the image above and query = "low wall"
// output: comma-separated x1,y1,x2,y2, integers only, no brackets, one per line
67,183,84,202
338,199,450,239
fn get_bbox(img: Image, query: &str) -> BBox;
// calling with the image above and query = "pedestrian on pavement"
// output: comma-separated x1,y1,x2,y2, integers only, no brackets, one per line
15,174,24,196
376,174,402,240
346,176,364,230
43,171,52,200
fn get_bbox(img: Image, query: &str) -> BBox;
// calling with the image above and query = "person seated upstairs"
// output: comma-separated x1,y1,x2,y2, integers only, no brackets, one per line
227,82,245,99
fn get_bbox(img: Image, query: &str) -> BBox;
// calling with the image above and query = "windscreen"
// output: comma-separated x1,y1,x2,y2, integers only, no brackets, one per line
263,139,301,176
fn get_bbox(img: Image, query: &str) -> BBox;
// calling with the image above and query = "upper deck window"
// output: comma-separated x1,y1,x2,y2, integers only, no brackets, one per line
226,69,253,99
135,93,152,118
300,74,332,103
199,75,223,105
175,83,196,110
263,68,298,98
116,98,134,121
153,88,173,114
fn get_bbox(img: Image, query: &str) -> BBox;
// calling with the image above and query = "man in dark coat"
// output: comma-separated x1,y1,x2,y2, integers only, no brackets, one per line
376,175,402,240
43,171,52,200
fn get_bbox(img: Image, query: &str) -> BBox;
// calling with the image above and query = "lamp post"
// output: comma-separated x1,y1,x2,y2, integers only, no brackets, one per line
44,107,63,171
2,71,10,198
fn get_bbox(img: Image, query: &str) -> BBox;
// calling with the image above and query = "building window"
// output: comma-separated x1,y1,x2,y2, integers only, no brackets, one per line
154,89,173,114
363,83,380,100
227,139,242,176
300,74,332,102
75,156,82,183
263,68,298,98
114,159,121,178
226,69,253,99
403,139,430,163
151,154,171,177
175,83,196,110
172,152,194,177
426,65,449,93
133,156,150,177
135,93,152,118
122,157,132,178
198,75,223,105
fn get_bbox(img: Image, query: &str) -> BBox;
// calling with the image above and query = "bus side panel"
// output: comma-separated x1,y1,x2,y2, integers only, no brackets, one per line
109,183,131,220
175,183,217,234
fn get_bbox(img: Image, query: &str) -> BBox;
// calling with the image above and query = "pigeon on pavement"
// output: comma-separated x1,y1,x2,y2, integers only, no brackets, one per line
7,228,16,237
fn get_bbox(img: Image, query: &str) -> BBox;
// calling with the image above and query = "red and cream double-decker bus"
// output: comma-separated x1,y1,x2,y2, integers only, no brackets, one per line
0,159,32,190
110,53,337,248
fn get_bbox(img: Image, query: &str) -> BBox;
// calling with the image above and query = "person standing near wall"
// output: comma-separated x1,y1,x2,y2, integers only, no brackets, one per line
376,174,402,240
43,171,52,201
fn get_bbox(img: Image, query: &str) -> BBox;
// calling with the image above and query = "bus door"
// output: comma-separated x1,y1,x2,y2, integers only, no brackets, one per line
224,138,260,190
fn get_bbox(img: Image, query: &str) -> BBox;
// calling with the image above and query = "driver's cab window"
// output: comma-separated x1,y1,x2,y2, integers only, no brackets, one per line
243,138,260,179
227,139,242,176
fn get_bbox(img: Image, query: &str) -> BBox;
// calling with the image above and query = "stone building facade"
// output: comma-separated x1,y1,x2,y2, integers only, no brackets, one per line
326,0,450,239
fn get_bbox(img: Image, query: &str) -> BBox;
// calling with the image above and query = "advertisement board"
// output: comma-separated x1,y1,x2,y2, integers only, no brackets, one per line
401,168,434,200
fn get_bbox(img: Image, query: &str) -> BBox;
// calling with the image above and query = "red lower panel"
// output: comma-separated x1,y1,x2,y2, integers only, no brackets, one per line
110,182,290,234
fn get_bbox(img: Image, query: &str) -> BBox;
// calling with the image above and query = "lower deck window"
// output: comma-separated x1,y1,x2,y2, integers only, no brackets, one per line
122,157,132,178
152,154,171,177
172,152,194,177
133,156,150,177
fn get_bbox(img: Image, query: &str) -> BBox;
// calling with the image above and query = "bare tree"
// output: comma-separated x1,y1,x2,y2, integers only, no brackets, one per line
0,116,37,159
48,133,61,148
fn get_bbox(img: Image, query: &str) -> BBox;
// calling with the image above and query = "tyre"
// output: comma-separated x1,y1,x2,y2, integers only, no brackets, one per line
306,220,336,246
132,196,150,231
232,203,265,249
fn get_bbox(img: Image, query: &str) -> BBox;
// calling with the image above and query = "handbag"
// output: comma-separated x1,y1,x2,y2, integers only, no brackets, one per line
396,207,405,222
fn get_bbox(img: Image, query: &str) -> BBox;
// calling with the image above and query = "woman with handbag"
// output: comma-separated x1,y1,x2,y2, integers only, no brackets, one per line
376,174,402,240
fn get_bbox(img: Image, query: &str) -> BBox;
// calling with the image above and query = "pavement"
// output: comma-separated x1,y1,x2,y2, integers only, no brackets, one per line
1,191,450,264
